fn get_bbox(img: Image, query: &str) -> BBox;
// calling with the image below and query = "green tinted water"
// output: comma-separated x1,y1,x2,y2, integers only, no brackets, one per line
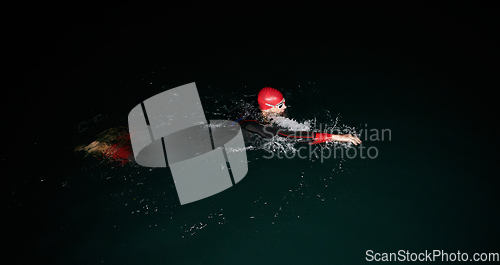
5,4,498,264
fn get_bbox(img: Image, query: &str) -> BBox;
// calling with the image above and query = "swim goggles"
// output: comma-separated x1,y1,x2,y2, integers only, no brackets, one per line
265,99,286,109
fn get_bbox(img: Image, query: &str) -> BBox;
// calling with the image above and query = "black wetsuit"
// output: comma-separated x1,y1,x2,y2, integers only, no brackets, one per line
233,103,317,143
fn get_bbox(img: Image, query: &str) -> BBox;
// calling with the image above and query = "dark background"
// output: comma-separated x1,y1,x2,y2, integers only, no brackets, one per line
6,2,498,113
6,1,499,141
5,0,497,189
3,1,499,264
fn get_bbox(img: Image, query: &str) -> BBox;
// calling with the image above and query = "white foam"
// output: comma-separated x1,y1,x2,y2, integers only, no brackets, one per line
269,115,312,131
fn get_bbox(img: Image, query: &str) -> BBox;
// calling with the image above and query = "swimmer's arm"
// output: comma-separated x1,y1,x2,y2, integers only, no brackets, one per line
239,120,361,145
274,130,361,145
276,130,316,140
240,120,305,139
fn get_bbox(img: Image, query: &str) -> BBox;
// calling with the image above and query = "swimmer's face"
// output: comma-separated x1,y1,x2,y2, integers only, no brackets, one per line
269,99,286,114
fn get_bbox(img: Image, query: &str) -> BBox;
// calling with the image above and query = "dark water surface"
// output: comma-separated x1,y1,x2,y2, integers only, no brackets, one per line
5,3,499,264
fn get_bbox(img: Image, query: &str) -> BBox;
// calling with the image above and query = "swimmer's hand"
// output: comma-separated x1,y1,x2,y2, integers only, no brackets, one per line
310,133,362,145
331,134,362,145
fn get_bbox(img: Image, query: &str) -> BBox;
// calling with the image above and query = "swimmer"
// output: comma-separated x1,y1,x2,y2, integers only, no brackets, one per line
75,87,360,163
235,87,362,145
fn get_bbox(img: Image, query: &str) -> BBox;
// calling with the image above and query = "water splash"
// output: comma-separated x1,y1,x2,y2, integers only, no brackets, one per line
269,115,312,131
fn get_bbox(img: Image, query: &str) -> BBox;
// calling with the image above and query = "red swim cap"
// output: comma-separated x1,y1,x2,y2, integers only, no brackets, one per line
257,87,283,110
